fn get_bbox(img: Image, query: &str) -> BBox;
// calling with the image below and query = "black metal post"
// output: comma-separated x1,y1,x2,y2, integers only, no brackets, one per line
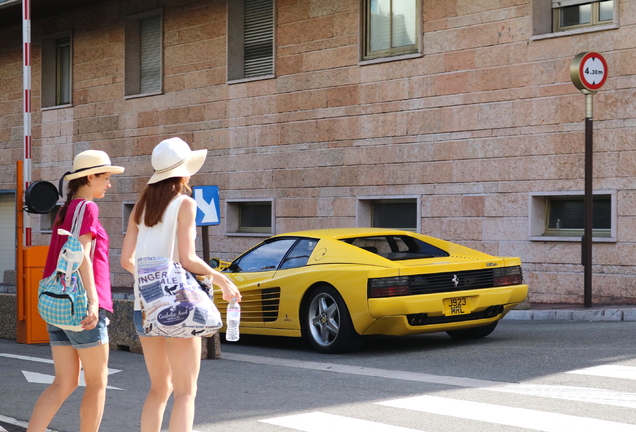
201,225,210,264
583,92,594,308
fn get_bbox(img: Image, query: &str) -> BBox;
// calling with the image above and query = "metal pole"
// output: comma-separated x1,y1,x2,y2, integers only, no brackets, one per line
583,90,594,308
16,161,25,321
202,226,210,264
22,0,32,246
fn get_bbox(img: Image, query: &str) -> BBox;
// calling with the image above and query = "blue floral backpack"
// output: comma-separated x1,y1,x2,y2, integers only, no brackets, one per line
38,200,91,331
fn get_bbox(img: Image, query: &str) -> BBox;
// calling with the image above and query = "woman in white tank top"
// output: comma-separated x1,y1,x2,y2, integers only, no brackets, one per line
121,137,241,432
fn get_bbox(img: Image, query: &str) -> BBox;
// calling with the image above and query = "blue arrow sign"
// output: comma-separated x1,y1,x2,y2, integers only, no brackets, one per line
193,186,220,226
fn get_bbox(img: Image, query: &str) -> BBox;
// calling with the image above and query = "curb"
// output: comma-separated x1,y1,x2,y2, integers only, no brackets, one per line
505,308,636,322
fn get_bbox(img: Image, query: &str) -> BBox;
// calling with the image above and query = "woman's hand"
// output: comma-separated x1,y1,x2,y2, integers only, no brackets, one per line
81,303,100,330
217,276,242,303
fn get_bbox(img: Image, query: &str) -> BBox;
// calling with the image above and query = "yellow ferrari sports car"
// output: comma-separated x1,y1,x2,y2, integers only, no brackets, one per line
212,228,528,354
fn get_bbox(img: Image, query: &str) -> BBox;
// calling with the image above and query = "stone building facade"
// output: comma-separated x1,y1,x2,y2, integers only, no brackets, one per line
0,0,635,304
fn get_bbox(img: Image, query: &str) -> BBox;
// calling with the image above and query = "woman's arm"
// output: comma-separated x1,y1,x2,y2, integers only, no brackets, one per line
176,196,242,302
78,233,99,330
120,208,139,274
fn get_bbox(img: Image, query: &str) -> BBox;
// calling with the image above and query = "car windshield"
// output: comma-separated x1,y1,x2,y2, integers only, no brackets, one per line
343,235,449,261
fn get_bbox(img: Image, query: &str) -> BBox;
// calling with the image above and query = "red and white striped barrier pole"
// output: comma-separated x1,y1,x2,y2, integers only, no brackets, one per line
23,0,32,246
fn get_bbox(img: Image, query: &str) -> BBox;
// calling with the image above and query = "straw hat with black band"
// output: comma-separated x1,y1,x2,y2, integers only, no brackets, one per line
58,150,124,197
148,137,207,185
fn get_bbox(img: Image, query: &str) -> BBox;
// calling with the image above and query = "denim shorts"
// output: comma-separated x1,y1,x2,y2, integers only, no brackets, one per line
133,310,156,337
48,309,110,349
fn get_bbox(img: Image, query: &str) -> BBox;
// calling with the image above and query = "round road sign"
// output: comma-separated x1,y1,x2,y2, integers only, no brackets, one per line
570,52,608,91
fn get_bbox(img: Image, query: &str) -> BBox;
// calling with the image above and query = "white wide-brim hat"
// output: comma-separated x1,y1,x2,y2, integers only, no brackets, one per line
148,137,207,184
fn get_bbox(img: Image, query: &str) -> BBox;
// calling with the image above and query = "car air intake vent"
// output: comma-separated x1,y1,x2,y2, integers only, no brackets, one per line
218,287,281,324
261,287,280,322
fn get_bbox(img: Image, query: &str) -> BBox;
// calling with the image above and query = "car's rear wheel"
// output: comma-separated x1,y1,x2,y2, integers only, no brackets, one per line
302,285,362,354
446,321,498,340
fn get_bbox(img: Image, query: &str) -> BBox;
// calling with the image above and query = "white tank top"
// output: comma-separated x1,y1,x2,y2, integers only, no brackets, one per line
133,194,186,310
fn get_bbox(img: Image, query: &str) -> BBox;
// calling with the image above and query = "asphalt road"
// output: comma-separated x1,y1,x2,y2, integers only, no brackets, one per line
1,320,636,431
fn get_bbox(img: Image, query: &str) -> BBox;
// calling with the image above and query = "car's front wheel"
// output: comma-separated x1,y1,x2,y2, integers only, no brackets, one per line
446,321,498,340
302,285,361,354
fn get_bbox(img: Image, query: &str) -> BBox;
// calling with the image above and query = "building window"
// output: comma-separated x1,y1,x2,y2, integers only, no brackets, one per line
553,0,613,31
41,33,72,108
226,200,274,235
358,197,419,232
363,0,419,60
122,202,136,233
228,0,275,81
125,13,162,97
529,192,615,241
39,204,62,232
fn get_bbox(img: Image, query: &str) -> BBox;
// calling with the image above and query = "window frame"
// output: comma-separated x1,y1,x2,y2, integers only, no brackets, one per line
552,0,614,32
39,203,62,233
122,201,137,234
41,31,73,109
361,0,422,62
532,0,617,38
227,0,276,84
529,191,616,242
226,199,275,236
357,196,420,232
124,10,163,99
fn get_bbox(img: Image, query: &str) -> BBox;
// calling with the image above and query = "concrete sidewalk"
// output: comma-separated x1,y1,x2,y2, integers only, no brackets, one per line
505,304,636,322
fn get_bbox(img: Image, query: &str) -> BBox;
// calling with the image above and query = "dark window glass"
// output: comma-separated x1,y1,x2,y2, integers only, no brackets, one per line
561,4,592,27
346,235,449,261
56,38,71,105
372,200,416,230
279,239,318,270
239,202,271,230
233,238,296,272
547,196,611,230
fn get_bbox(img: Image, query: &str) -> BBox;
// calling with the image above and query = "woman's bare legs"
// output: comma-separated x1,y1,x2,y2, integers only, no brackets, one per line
139,336,173,432
139,336,201,432
166,337,201,432
27,346,81,432
76,343,109,432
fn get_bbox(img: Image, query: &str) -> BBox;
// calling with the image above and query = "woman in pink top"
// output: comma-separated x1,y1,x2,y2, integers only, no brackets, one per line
27,150,124,432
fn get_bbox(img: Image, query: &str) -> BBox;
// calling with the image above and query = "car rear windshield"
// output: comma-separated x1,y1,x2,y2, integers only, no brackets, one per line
342,235,450,261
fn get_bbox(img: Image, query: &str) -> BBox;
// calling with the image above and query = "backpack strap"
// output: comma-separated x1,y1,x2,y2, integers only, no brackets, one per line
62,200,95,284
71,200,88,238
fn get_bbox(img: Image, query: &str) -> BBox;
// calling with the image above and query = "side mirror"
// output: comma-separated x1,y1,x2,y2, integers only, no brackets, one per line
210,258,221,269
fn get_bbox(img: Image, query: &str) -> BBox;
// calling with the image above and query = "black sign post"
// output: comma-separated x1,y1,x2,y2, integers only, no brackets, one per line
569,52,608,308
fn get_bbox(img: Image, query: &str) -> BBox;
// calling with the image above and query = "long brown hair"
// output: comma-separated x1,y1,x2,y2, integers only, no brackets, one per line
133,177,191,227
53,175,99,226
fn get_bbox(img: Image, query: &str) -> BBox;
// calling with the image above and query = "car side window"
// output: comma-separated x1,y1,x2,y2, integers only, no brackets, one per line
233,238,296,272
279,239,317,270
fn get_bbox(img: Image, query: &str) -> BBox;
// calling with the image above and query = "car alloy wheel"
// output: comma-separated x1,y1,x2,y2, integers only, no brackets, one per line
308,291,340,347
303,285,361,354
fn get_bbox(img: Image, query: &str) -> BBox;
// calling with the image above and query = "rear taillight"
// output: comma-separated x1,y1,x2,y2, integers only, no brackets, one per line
493,266,523,286
368,276,410,298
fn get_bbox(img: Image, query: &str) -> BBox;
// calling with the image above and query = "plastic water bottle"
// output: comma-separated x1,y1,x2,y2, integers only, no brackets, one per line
225,298,240,342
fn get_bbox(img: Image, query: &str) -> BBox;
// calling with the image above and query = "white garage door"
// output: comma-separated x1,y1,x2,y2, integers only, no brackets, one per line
0,194,16,282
